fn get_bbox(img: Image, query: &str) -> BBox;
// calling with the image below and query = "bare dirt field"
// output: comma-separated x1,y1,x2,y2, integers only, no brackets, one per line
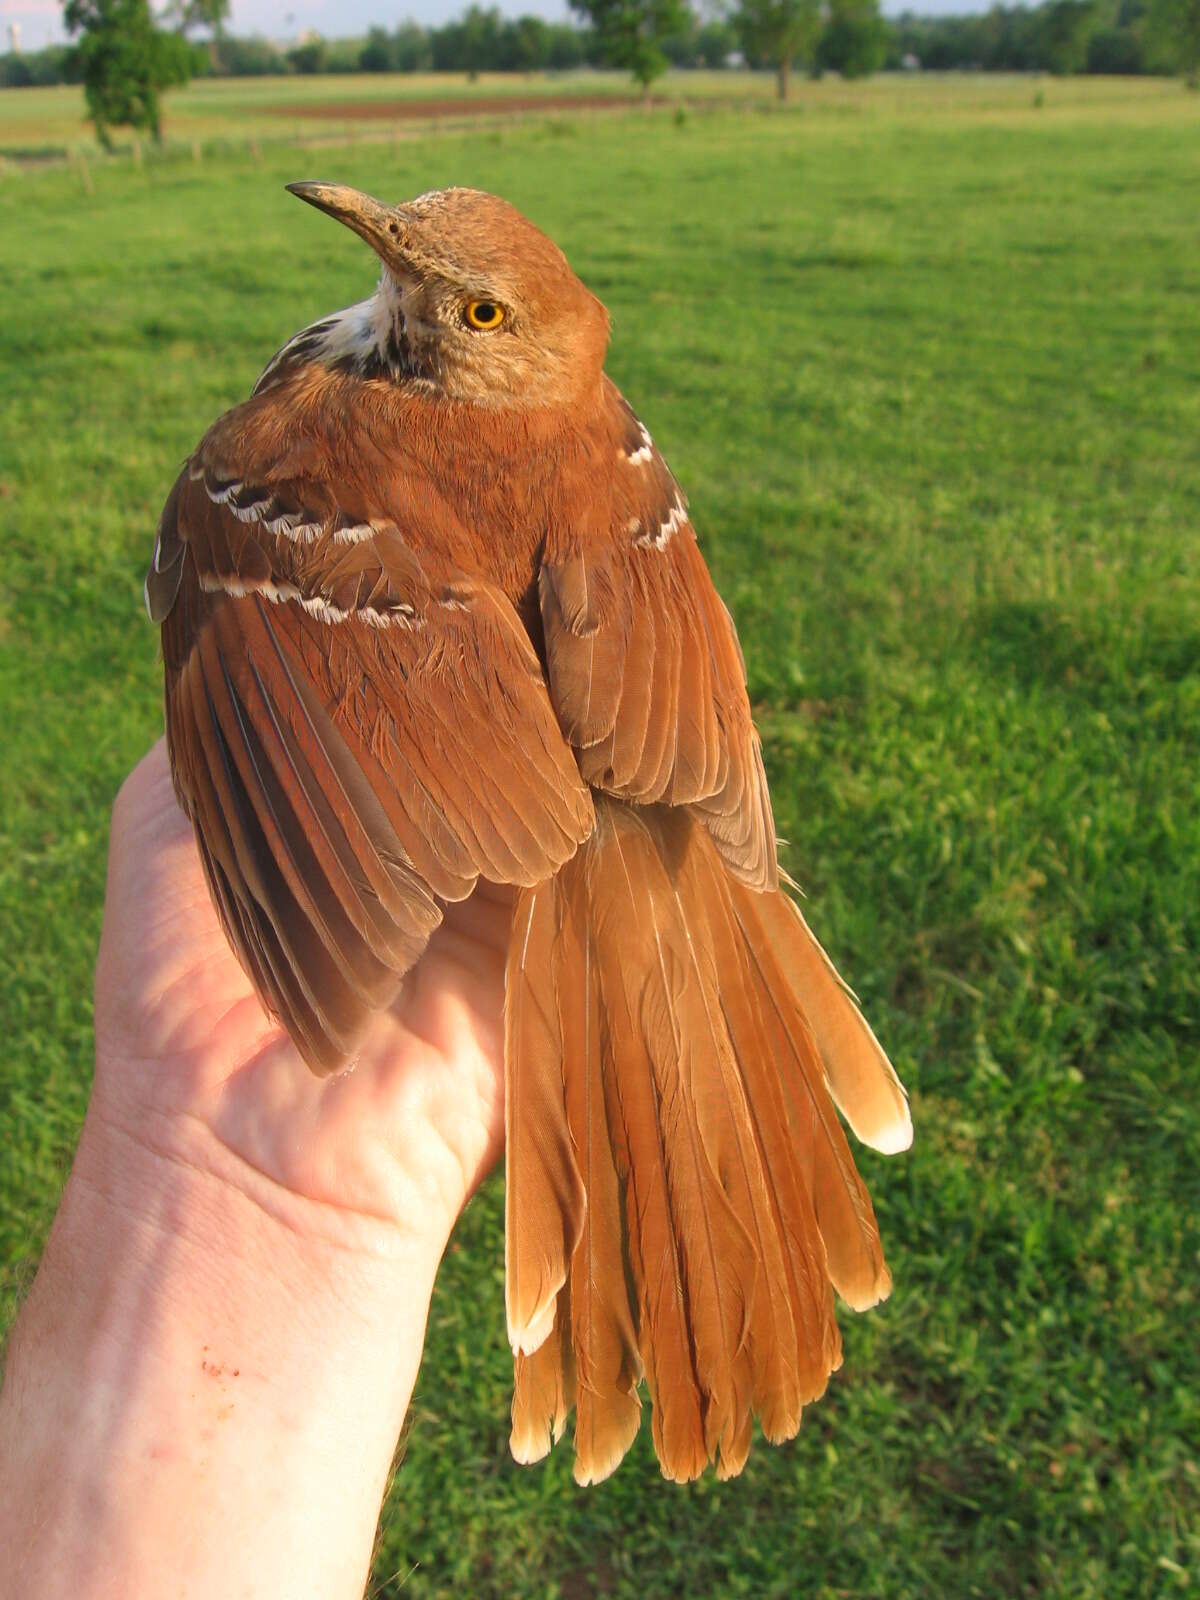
263,92,655,122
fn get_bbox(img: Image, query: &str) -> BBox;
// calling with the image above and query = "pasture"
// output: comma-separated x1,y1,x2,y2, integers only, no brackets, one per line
0,66,1191,160
1,74,1198,1598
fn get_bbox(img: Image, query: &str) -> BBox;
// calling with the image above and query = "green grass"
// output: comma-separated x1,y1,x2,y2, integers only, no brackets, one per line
2,81,1199,1598
0,67,751,159
0,67,1190,160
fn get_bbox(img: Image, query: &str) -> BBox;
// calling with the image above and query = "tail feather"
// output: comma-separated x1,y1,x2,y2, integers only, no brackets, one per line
679,828,841,1434
503,797,907,1482
591,808,754,1480
562,875,643,1485
757,883,912,1156
510,1284,575,1466
504,884,586,1356
731,884,892,1312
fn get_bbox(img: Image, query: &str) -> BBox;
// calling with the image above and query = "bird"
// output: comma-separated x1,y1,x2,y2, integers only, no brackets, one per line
144,182,912,1485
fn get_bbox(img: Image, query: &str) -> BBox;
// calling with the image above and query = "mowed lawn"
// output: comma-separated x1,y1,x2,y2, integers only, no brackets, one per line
1,81,1198,1598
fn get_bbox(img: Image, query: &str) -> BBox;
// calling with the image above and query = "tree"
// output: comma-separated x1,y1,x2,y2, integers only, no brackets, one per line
696,18,738,67
735,0,821,98
500,15,552,73
1037,0,1099,73
1146,0,1200,83
64,0,194,148
360,25,393,72
167,0,229,70
817,0,887,77
546,22,590,68
569,0,691,96
431,6,504,77
1085,23,1145,71
215,36,289,75
287,36,328,74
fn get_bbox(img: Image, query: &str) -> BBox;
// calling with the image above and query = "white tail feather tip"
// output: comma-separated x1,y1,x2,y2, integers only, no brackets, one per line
867,1104,914,1156
508,1299,558,1359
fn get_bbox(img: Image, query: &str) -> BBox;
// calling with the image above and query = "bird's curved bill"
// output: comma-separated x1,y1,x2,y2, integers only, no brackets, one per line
286,181,408,262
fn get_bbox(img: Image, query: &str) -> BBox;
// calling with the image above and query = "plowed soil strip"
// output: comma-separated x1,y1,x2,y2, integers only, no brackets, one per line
264,93,656,122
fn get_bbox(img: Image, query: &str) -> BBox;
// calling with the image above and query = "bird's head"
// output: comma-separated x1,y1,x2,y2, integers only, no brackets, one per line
286,182,610,409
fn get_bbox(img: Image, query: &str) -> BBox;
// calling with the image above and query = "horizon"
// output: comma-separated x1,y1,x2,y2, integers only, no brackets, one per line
4,0,1004,59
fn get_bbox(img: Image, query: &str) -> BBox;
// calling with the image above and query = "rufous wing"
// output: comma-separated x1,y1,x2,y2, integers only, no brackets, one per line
539,377,776,891
148,436,594,1074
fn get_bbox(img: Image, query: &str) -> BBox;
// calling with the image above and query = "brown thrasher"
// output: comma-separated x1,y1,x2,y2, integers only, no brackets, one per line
145,183,911,1485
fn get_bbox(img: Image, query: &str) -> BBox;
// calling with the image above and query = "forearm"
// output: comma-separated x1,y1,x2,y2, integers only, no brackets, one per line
0,1102,444,1600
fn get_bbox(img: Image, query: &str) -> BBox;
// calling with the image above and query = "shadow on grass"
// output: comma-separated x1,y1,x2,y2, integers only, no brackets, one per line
968,598,1200,696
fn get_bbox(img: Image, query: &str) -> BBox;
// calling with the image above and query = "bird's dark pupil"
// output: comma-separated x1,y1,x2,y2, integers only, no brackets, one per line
476,303,496,322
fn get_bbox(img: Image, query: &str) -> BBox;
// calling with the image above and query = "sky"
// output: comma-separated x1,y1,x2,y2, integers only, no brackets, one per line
3,0,993,58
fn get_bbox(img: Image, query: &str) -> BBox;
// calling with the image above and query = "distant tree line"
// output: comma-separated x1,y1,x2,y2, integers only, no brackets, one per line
886,0,1195,78
2,0,1197,100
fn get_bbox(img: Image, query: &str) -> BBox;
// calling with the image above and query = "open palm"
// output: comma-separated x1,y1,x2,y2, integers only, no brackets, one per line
92,740,511,1249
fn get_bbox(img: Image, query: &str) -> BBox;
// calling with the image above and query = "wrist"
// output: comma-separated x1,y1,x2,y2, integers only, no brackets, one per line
86,1039,460,1267
0,1095,445,1600
69,1094,445,1375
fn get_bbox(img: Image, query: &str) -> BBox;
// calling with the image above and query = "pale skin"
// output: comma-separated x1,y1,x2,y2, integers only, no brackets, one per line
0,739,512,1600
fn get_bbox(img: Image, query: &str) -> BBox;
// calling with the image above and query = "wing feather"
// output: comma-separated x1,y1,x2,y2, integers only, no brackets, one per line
540,378,777,889
153,438,594,1074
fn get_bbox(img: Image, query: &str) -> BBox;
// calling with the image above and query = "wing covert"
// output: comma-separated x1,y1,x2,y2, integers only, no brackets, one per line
539,378,776,890
151,429,594,1073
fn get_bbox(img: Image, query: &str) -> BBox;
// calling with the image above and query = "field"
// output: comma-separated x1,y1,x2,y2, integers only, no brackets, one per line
2,72,1199,1598
0,68,742,159
0,65,1192,159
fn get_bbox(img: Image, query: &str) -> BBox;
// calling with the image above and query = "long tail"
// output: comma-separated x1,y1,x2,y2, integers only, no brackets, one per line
504,798,911,1485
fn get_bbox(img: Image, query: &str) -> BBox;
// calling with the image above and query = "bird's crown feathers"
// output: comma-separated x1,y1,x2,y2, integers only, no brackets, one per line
268,182,610,409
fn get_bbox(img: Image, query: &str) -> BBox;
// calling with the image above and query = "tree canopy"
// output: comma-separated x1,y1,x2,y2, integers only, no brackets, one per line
1146,0,1200,82
569,0,692,91
817,0,887,77
7,0,1188,98
734,0,822,98
64,0,195,146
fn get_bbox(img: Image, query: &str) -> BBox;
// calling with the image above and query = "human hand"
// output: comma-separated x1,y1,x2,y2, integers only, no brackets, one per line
0,740,514,1600
92,737,510,1256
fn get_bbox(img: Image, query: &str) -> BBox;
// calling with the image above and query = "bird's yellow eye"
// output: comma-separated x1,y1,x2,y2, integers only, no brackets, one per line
464,299,505,332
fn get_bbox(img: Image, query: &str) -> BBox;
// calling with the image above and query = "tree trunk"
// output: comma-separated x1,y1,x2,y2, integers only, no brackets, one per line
777,55,791,101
